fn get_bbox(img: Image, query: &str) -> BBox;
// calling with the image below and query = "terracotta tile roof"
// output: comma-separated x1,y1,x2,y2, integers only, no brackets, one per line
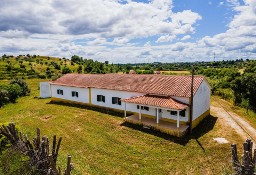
51,73,205,97
122,95,188,110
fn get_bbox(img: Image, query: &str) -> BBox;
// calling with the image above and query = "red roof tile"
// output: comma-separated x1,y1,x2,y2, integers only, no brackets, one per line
51,74,205,97
122,95,188,110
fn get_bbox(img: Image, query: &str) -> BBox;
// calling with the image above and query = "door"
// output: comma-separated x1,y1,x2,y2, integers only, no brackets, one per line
158,108,162,119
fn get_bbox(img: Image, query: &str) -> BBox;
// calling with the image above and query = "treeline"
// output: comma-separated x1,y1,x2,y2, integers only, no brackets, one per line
232,62,256,111
123,58,246,71
0,79,30,107
196,60,256,112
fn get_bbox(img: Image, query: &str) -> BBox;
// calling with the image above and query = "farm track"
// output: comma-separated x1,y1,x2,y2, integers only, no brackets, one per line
211,99,256,144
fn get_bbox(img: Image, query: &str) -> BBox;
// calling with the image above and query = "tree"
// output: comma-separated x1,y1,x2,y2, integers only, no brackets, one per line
62,67,72,74
6,64,12,72
77,65,83,74
6,84,22,103
10,79,30,96
46,67,52,78
84,65,92,73
71,55,82,63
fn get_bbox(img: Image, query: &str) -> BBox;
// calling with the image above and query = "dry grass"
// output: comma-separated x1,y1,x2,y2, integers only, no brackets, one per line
0,79,246,174
161,70,190,75
211,96,256,129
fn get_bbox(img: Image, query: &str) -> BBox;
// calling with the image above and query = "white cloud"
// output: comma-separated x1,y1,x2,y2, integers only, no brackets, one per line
156,35,176,43
0,0,201,39
0,0,255,63
112,37,130,44
181,35,191,41
226,0,240,7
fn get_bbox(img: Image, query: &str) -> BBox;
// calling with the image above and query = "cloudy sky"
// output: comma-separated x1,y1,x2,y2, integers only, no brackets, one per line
0,0,256,63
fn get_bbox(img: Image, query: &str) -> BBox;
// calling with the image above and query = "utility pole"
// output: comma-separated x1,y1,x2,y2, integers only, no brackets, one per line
214,52,216,62
189,67,194,134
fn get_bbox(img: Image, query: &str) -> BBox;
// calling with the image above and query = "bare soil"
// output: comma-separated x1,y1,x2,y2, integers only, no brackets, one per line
211,98,256,143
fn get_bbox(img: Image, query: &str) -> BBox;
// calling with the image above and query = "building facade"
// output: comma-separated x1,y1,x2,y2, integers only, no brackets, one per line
40,73,210,136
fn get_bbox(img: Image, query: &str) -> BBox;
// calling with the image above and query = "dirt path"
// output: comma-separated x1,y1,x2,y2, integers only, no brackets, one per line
211,99,256,143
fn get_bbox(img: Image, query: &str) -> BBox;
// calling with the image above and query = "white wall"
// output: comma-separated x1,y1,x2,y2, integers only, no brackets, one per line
91,88,188,120
49,85,190,122
51,85,89,103
161,108,188,122
192,79,211,120
40,82,51,98
91,88,145,111
172,96,189,104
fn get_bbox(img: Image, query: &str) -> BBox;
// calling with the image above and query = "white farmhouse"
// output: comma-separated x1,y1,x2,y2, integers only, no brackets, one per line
40,73,210,136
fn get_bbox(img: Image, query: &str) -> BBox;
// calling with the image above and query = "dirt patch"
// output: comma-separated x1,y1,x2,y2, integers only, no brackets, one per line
211,99,256,146
40,115,52,121
211,106,248,140
213,138,229,144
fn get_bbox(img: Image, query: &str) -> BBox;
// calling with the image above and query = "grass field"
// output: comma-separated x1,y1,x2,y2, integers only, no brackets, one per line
161,70,190,75
0,79,245,174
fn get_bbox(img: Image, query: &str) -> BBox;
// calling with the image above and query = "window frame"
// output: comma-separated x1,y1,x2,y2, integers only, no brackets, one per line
72,91,79,97
179,109,186,117
112,97,121,105
97,95,105,102
57,89,63,95
170,110,177,116
137,105,149,111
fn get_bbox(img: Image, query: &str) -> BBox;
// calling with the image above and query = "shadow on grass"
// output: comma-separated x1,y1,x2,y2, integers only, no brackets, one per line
121,115,218,146
46,100,129,118
46,100,217,146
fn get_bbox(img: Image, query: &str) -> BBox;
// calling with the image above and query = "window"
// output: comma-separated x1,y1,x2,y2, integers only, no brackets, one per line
72,91,79,97
57,89,63,95
112,97,121,105
97,95,105,102
144,106,149,111
179,109,186,117
137,105,149,111
170,110,177,116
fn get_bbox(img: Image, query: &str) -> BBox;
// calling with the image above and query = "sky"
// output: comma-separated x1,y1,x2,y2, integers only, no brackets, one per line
0,0,256,63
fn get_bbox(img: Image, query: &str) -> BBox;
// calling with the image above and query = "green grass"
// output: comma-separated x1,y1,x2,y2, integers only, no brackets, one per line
0,79,244,174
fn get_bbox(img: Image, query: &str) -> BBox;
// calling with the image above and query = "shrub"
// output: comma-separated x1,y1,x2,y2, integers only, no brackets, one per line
0,149,31,175
38,74,46,79
19,64,25,69
0,89,9,107
0,134,9,153
62,66,72,74
10,79,30,96
6,84,21,103
77,65,83,74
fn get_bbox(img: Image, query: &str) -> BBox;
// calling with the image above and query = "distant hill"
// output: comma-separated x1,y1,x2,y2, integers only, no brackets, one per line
0,55,121,80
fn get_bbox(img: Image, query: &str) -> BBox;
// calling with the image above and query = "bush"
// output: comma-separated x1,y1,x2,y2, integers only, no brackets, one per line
0,134,9,153
38,74,46,79
0,149,31,175
10,79,30,96
6,84,21,103
0,89,9,107
62,66,72,74
77,65,83,74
